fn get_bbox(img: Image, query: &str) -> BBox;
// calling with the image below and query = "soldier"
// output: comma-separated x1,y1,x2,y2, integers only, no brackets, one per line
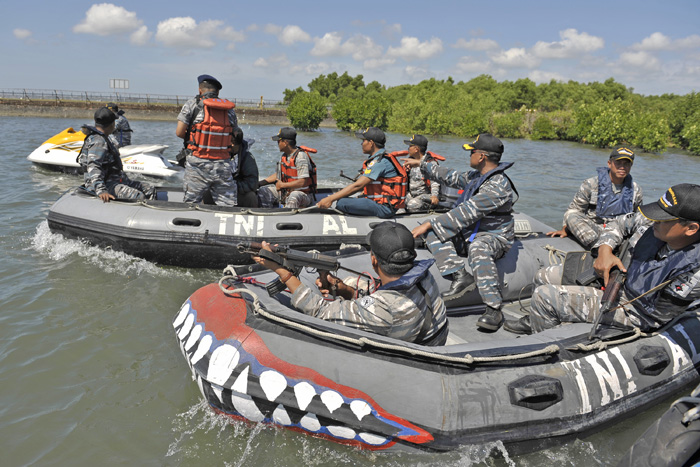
406,134,517,331
251,222,449,345
505,184,700,334
258,127,317,209
175,74,239,206
403,134,440,212
106,102,132,147
78,107,153,203
316,127,407,218
230,127,259,208
546,147,643,249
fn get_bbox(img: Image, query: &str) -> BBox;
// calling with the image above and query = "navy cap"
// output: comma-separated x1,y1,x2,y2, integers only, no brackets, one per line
404,134,428,152
197,74,222,90
106,102,119,113
94,107,117,126
355,127,386,146
638,184,700,222
366,222,417,273
462,133,504,154
272,127,297,142
610,147,635,162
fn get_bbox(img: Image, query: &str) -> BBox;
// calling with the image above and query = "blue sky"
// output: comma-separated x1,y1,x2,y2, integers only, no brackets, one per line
3,0,700,100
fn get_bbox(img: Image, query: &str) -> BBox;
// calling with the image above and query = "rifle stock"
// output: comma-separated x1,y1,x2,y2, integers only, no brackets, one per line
588,268,626,340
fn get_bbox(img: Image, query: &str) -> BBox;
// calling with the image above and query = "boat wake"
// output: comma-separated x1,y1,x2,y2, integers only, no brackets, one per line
31,220,193,279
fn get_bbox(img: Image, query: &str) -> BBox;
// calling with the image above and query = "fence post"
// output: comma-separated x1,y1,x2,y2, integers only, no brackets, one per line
54,90,60,104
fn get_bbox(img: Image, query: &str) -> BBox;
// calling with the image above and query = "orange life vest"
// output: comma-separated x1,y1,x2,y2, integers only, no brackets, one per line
362,150,408,209
280,147,317,194
186,98,236,160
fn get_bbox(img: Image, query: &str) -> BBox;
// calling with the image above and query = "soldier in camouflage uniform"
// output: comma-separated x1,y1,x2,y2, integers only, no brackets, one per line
251,222,449,345
546,147,643,249
403,134,440,212
175,74,239,206
79,107,153,203
407,134,516,331
505,184,700,334
106,103,132,147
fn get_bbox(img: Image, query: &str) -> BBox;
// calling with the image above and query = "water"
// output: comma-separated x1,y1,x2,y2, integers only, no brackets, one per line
2,115,699,466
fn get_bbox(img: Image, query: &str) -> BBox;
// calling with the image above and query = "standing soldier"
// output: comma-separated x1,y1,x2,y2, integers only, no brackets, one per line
258,127,317,209
79,107,153,202
175,74,239,206
106,102,132,147
231,127,260,208
406,134,517,331
403,134,441,212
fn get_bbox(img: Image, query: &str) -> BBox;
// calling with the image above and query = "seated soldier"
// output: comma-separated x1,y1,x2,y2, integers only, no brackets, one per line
251,222,449,345
403,134,441,212
258,127,317,209
504,184,700,334
79,107,153,203
231,128,259,208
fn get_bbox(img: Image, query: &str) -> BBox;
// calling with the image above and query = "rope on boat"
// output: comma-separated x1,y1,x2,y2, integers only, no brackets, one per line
216,278,559,365
542,244,568,266
672,383,700,425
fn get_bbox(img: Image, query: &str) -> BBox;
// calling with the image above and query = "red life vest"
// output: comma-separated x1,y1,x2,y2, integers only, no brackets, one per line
186,98,236,160
362,150,408,209
280,148,317,194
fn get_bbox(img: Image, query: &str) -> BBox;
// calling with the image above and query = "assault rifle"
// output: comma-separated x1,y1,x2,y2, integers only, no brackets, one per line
587,242,632,341
235,242,372,297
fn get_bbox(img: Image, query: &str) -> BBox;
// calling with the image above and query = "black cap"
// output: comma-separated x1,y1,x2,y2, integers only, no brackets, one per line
271,127,297,142
462,133,504,154
94,107,117,126
638,184,700,222
404,134,428,152
610,146,635,162
197,74,222,90
366,222,417,273
355,127,386,146
106,102,119,113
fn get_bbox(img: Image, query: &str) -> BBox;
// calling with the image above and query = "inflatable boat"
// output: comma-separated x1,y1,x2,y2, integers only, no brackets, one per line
173,263,700,453
47,185,581,269
27,127,182,179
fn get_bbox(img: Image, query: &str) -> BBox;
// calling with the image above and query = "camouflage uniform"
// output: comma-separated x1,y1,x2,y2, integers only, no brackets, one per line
291,260,448,344
258,151,314,209
178,94,239,206
405,154,441,212
561,174,643,249
112,114,132,147
79,130,153,200
421,161,515,309
530,212,700,332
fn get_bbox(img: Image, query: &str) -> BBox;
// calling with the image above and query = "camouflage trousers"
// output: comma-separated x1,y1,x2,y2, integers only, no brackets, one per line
534,264,564,286
405,194,433,212
563,211,603,249
530,284,641,333
105,175,154,200
183,155,237,206
257,185,313,209
425,231,508,308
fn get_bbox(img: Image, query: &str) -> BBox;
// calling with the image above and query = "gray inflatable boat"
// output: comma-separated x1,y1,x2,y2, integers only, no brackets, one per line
173,257,700,453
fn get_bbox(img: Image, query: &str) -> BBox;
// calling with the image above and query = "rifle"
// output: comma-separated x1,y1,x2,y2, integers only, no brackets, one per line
339,170,360,182
235,241,372,297
587,241,632,340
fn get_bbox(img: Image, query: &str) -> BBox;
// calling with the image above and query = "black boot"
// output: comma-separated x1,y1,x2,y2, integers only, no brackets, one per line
477,305,503,331
503,316,533,335
442,268,476,301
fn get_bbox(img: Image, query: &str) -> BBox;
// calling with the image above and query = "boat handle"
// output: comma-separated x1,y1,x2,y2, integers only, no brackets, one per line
508,375,563,411
172,218,202,227
275,223,303,231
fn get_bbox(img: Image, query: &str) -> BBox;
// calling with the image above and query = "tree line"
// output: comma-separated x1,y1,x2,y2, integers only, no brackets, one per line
284,71,700,155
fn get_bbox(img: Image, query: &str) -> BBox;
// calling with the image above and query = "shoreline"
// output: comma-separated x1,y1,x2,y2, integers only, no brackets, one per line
0,99,337,128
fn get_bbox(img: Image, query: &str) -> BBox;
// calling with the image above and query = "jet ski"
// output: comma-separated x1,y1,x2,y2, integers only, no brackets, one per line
27,127,182,179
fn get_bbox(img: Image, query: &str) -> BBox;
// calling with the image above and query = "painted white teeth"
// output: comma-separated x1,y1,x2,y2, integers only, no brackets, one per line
320,390,344,413
177,313,195,340
299,413,321,432
272,404,292,425
350,400,372,421
260,370,287,402
294,382,317,411
207,344,240,386
359,432,387,445
232,366,249,394
231,393,265,422
211,383,223,404
173,302,191,328
327,425,356,439
190,335,213,366
184,324,203,351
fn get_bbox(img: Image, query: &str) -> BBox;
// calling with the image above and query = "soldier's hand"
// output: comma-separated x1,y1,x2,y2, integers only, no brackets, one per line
317,197,333,209
99,192,115,203
430,195,439,206
412,222,432,238
546,228,568,238
252,241,286,275
593,245,626,286
402,158,420,169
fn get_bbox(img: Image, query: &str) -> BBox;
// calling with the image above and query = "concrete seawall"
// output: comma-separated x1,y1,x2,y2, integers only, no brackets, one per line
0,99,336,128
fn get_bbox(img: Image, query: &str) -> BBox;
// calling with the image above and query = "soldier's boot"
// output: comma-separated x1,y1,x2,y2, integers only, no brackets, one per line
503,316,532,335
442,268,476,301
477,305,503,331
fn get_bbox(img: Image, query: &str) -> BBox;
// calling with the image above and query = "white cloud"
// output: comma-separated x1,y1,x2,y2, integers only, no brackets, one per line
453,38,499,51
632,32,700,51
528,70,566,83
364,58,396,70
73,3,144,36
454,56,490,74
13,28,32,40
311,32,382,61
263,24,311,45
491,48,539,68
404,65,430,80
311,32,343,56
253,54,290,69
155,17,244,49
130,26,151,46
619,50,661,70
387,37,443,60
532,29,604,59
676,35,700,49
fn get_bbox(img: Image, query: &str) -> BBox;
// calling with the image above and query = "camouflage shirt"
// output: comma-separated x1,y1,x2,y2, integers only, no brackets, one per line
408,154,440,198
113,114,132,147
563,174,643,227
421,161,515,246
79,131,123,196
290,260,447,344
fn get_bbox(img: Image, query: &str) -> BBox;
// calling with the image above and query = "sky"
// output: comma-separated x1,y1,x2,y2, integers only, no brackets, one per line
3,0,700,100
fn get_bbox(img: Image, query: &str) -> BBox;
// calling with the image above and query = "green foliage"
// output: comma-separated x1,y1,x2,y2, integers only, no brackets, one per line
283,86,304,104
308,72,365,102
286,92,327,131
681,112,700,155
530,115,558,140
491,112,525,138
333,93,390,131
